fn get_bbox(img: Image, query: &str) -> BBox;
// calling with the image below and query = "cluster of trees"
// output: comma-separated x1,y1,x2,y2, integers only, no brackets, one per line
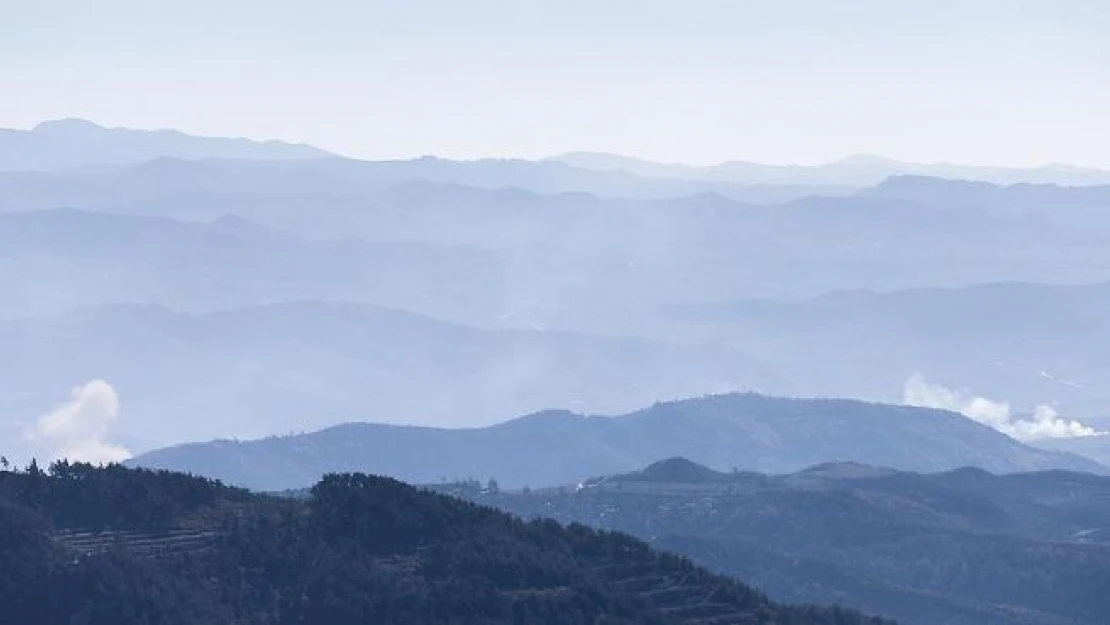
0,464,890,625
0,459,251,530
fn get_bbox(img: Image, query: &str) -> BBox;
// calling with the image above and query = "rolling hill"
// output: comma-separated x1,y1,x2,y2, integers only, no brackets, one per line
460,458,1110,625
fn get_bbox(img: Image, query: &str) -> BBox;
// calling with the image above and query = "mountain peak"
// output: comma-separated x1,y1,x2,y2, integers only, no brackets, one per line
32,118,105,134
634,457,724,482
5,119,334,170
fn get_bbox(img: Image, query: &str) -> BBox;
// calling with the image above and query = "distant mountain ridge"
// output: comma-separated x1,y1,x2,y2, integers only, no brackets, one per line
0,118,333,170
128,393,1106,491
661,279,1110,429
862,174,1110,212
3,299,781,459
550,151,1110,186
0,207,509,322
10,118,1107,191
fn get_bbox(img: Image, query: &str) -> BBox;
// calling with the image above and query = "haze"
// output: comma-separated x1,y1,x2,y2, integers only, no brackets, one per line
7,3,1110,625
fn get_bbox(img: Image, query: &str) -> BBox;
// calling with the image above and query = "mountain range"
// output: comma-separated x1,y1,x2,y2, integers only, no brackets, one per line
549,151,1110,186
3,122,1110,469
128,393,1106,491
7,118,1110,197
5,175,1110,320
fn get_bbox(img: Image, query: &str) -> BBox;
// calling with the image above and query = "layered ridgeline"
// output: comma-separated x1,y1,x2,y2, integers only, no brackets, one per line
5,176,1110,440
6,118,1109,186
0,463,888,625
448,458,1110,625
548,152,1110,187
5,167,1110,307
9,210,1110,461
2,302,779,457
128,394,1105,491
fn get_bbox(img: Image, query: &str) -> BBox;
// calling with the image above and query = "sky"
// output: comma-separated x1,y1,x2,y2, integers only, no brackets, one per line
3,0,1109,167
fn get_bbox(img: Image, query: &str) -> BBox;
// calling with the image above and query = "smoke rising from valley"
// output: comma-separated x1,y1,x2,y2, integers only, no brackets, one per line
24,380,131,464
903,374,1104,441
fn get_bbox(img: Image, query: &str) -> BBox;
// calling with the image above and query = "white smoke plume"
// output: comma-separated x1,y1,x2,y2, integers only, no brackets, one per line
903,374,1104,441
24,380,132,464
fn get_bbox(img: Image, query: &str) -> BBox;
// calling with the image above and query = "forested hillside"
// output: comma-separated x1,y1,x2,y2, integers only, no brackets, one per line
454,459,1110,625
0,463,889,625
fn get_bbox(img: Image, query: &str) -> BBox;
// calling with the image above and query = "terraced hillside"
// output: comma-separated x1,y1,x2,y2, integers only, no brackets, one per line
51,528,219,558
46,525,782,625
0,462,889,625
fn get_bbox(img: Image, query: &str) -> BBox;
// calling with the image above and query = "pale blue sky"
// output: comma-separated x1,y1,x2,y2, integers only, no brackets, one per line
4,0,1109,166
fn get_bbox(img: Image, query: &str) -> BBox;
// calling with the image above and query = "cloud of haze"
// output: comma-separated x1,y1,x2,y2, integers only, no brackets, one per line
903,374,1103,441
24,380,132,464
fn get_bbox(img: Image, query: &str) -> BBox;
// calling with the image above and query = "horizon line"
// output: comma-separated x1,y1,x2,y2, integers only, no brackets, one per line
8,117,1110,173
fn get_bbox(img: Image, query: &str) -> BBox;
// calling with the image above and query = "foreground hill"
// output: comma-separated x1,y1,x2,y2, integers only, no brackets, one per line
0,463,888,625
454,458,1110,625
129,394,1104,491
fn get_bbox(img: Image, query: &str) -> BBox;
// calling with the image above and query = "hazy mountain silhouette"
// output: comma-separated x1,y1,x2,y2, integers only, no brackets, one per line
551,151,1110,186
6,196,1110,455
128,394,1105,491
660,280,1110,430
6,172,1110,320
0,151,844,205
862,174,1110,215
0,119,332,170
3,302,782,459
0,208,508,323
